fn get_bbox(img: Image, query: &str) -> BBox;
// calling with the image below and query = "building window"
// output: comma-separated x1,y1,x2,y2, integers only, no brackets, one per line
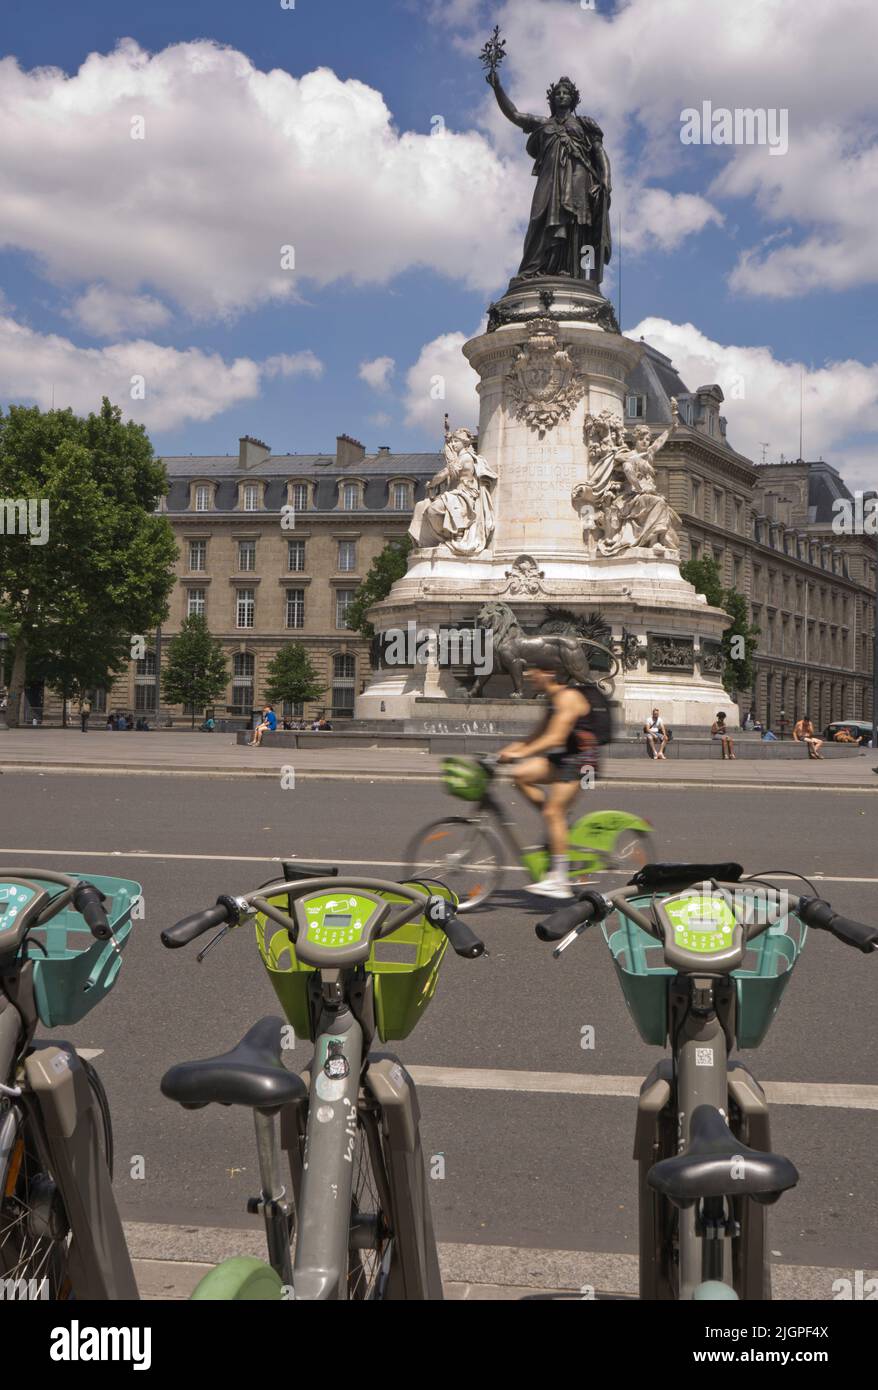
194,485,211,512
332,653,356,719
691,479,701,515
189,540,207,571
232,653,254,714
336,588,355,629
288,539,306,572
236,589,255,629
242,484,259,512
187,588,206,618
337,540,357,572
291,483,309,511
238,540,257,572
282,700,304,720
392,482,409,510
286,589,305,630
342,483,359,511
625,394,646,418
134,651,156,712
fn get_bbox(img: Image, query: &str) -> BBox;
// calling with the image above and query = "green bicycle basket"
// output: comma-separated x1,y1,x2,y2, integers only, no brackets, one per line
603,893,807,1049
255,881,455,1042
24,873,141,1028
441,757,490,803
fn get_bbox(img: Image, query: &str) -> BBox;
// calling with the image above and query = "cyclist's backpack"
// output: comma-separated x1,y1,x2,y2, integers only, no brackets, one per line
575,682,614,748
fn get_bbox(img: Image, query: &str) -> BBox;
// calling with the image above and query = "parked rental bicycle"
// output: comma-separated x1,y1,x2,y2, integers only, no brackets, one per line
160,863,484,1299
0,867,140,1299
404,755,654,910
535,862,878,1300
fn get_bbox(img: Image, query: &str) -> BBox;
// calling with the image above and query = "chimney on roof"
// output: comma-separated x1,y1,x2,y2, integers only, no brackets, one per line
239,435,270,470
336,434,366,468
377,445,391,455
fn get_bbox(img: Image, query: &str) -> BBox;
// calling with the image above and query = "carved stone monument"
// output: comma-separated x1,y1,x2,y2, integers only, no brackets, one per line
356,30,730,728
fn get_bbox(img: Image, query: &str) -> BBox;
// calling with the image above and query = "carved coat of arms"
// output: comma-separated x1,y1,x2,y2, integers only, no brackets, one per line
506,318,586,438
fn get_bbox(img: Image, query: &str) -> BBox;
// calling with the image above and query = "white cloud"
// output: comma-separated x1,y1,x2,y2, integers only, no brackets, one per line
359,355,395,391
630,316,878,491
368,411,393,427
0,40,526,318
0,314,323,431
403,328,482,432
67,284,172,337
263,351,324,379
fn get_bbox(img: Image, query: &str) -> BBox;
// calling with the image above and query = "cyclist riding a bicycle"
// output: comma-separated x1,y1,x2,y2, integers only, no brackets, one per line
498,659,610,899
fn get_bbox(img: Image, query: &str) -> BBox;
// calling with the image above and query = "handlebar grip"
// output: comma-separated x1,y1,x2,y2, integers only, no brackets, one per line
72,882,111,940
798,897,878,953
162,903,231,949
535,891,607,943
442,913,486,959
825,915,878,953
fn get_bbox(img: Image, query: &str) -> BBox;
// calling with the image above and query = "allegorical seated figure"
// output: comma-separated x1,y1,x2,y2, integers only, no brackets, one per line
597,425,681,557
408,426,498,557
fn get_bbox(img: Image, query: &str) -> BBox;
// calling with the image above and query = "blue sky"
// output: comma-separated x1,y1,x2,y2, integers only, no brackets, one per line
1,0,876,487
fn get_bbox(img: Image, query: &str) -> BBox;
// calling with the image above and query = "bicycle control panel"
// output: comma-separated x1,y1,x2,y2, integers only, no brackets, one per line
653,881,745,970
0,879,50,956
292,889,391,966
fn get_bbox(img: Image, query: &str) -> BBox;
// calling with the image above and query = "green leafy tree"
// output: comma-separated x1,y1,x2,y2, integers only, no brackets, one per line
0,399,177,726
346,535,412,646
680,556,760,696
161,615,229,727
263,642,325,709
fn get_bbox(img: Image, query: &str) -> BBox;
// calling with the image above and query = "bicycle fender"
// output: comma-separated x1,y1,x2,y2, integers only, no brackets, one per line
569,809,653,849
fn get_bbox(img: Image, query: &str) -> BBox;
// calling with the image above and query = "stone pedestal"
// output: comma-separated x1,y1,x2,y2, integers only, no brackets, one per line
357,279,733,727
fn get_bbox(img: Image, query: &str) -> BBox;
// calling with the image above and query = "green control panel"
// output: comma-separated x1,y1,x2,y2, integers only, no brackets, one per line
293,889,388,967
663,892,736,953
653,882,745,972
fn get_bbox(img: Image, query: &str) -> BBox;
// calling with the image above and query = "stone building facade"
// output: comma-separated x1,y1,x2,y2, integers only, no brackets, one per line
29,346,875,730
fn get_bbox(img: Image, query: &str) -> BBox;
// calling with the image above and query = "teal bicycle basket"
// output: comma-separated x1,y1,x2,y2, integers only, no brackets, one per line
24,873,141,1027
603,893,808,1049
442,757,490,803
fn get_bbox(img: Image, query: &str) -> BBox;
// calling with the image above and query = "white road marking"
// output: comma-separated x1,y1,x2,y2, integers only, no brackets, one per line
0,846,875,884
408,1065,878,1110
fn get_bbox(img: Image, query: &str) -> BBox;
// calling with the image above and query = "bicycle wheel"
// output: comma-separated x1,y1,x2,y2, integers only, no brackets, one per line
0,1058,113,1299
404,817,504,912
346,1106,394,1300
607,829,654,873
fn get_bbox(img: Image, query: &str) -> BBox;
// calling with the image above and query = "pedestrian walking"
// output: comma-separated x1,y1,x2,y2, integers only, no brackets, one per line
79,696,92,733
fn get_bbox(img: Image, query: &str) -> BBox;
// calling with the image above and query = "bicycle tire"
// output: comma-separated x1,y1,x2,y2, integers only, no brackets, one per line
0,1056,113,1298
346,1105,395,1300
403,816,504,911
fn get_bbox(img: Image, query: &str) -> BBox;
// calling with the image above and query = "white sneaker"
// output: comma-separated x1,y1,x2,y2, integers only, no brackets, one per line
527,877,574,899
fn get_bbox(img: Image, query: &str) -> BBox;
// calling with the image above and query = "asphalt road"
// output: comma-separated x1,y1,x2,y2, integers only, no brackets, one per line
2,770,876,1280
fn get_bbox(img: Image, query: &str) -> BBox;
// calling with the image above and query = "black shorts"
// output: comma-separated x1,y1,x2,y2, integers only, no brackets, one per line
546,747,602,783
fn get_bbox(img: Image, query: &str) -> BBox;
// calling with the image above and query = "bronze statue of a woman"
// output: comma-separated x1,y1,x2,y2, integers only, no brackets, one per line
487,68,612,285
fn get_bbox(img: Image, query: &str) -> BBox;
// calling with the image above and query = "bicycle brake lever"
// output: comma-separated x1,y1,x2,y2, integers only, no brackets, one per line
196,924,232,963
552,923,589,959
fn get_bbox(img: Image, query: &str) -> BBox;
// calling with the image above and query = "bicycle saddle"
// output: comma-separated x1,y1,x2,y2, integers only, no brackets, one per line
160,1016,307,1110
647,1104,799,1208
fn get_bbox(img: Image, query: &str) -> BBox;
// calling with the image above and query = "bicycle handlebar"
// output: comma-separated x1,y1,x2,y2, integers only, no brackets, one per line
797,897,878,953
534,878,878,958
534,891,611,942
162,902,233,949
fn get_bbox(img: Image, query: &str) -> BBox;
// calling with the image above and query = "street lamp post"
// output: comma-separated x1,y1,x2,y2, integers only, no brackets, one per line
872,544,878,755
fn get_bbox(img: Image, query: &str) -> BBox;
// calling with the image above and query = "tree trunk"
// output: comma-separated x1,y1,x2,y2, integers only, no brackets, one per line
5,637,27,729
